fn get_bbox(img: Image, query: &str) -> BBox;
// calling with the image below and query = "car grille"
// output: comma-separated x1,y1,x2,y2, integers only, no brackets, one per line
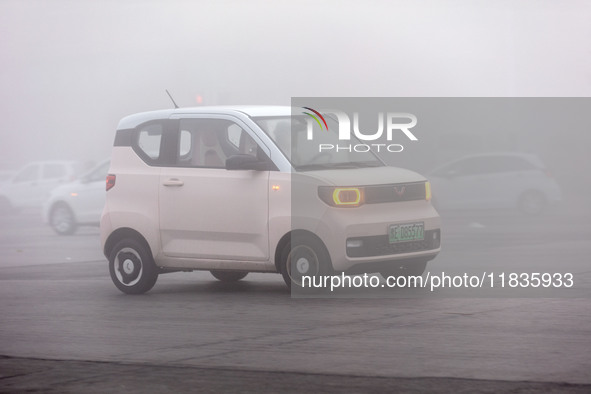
364,182,425,204
347,229,440,258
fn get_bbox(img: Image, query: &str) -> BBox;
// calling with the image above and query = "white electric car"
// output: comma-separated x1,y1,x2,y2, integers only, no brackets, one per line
100,106,441,294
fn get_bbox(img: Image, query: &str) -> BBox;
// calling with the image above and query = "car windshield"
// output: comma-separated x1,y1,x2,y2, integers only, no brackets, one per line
253,115,384,171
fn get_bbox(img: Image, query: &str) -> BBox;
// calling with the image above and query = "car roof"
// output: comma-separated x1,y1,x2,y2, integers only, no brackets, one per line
117,106,293,130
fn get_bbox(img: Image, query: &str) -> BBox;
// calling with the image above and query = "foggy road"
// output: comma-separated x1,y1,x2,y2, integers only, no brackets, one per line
2,0,590,392
1,209,591,392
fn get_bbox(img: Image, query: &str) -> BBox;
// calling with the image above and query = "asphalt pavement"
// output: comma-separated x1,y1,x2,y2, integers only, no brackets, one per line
1,208,590,392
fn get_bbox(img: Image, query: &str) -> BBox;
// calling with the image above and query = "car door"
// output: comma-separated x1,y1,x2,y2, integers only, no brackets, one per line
473,156,521,209
431,158,491,210
453,157,504,209
491,156,539,208
159,116,271,262
39,163,70,205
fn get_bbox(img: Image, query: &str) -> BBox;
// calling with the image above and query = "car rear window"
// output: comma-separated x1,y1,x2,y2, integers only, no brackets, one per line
137,124,163,160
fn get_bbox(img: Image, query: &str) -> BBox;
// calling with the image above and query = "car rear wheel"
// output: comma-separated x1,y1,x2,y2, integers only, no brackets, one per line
50,204,77,235
280,235,331,290
518,190,546,215
210,270,248,282
109,239,158,294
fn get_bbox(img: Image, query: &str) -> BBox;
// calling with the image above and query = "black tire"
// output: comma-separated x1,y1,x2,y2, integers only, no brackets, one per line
50,204,77,235
210,270,248,282
280,234,331,290
518,190,546,215
109,238,158,294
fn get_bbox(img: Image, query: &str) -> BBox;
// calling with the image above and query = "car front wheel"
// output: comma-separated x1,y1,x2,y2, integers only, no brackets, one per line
50,204,77,235
109,239,158,294
280,235,331,290
210,270,248,282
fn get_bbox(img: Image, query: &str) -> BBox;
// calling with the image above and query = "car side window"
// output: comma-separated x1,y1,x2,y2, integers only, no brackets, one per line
137,126,162,160
13,164,39,183
227,124,242,149
43,164,66,179
179,130,191,158
454,158,499,176
131,122,169,166
176,119,260,168
434,160,470,176
461,156,536,175
495,156,536,172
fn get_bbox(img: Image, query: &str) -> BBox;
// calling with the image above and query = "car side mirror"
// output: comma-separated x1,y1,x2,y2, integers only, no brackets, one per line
226,154,273,171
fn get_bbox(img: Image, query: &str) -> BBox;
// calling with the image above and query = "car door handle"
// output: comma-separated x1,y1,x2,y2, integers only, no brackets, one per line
163,178,184,187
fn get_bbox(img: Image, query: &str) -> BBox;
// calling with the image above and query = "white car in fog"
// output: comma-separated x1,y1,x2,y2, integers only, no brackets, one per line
100,106,441,294
429,152,562,215
43,160,110,235
0,161,83,214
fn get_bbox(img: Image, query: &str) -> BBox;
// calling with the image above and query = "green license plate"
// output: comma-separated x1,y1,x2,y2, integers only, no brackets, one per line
389,222,424,243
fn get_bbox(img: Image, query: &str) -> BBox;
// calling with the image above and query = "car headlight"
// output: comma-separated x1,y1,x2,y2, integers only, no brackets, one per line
318,186,365,207
425,181,432,201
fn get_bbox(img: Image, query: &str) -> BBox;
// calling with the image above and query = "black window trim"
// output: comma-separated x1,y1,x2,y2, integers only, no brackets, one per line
117,119,179,167
171,116,277,171
115,116,278,170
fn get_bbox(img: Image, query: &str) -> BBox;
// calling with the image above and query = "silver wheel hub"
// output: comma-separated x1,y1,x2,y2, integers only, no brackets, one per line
296,258,310,274
53,208,71,231
123,259,135,274
114,247,143,287
287,244,320,286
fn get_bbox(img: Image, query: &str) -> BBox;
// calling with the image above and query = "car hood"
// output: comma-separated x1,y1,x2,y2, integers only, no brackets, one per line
298,166,426,186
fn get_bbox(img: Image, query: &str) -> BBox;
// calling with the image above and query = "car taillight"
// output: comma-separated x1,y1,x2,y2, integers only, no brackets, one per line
106,174,116,191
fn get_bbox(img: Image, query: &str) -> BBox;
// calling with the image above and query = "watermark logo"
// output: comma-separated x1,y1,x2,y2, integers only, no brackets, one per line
303,107,329,131
303,108,418,153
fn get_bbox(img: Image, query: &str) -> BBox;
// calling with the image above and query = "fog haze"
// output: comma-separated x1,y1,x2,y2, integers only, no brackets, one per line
2,3,591,390
1,0,590,168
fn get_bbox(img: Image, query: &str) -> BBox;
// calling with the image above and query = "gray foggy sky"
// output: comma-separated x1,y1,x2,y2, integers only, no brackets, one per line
0,0,590,168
